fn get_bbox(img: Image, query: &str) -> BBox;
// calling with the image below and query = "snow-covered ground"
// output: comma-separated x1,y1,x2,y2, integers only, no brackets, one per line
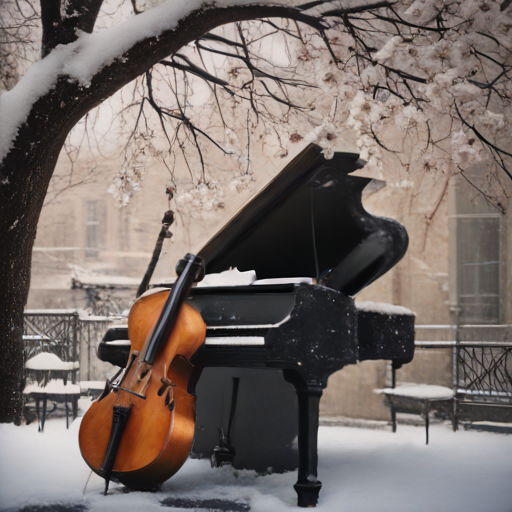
0,412,511,512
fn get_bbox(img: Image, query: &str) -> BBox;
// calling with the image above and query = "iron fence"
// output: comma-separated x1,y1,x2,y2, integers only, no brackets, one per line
23,310,114,382
414,324,512,424
23,310,79,362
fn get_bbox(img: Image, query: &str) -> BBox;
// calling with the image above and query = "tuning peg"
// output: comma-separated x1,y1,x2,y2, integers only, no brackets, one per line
162,210,175,225
175,254,205,283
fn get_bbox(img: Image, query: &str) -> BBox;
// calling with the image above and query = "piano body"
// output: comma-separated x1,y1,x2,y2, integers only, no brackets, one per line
98,144,415,507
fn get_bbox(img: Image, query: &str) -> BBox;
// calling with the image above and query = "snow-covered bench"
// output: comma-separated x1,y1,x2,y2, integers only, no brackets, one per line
376,384,454,444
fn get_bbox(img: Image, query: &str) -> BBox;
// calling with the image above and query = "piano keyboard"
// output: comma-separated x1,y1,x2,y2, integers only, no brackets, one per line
102,335,266,350
203,323,272,346
204,336,265,346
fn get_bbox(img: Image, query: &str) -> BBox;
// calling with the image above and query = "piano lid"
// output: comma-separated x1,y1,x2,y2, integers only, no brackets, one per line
198,144,408,296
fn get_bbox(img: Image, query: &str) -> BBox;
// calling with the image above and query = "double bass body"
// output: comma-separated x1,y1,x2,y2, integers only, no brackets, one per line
79,255,206,490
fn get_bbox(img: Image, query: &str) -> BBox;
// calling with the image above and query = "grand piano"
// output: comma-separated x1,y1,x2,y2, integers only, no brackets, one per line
98,144,415,507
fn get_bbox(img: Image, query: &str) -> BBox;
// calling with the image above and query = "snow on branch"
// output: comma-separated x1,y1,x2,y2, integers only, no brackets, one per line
1,0,208,162
2,0,302,164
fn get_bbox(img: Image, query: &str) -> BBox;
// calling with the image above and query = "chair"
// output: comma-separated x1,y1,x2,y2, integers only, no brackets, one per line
24,379,81,431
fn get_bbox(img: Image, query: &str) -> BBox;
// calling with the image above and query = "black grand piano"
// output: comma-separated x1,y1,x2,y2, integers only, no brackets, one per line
98,144,415,507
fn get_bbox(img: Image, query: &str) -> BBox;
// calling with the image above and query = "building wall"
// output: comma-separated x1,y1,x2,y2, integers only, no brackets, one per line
28,142,286,310
27,139,511,421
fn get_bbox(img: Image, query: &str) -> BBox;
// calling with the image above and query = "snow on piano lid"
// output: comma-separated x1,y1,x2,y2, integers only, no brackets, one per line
355,301,415,316
196,143,409,297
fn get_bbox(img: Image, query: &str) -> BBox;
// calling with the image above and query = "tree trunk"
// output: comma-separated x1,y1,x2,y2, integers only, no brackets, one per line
0,98,68,422
0,213,35,424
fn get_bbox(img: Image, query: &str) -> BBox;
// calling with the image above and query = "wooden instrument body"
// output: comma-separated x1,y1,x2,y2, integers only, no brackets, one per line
79,290,206,490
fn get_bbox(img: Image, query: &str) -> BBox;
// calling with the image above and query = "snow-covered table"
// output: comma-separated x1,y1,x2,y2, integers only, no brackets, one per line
25,352,79,385
376,384,454,444
24,352,81,432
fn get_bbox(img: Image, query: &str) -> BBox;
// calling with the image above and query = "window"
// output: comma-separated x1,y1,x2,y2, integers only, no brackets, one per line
85,200,105,258
453,172,501,324
457,216,500,323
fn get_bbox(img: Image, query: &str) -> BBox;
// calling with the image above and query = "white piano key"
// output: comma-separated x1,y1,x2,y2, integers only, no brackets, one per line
204,336,265,346
205,315,291,331
252,277,313,285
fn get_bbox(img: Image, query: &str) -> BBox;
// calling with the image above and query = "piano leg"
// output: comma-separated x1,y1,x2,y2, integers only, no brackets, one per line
284,370,323,508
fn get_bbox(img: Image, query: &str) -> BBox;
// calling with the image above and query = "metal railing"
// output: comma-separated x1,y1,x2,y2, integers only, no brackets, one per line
24,310,80,363
23,310,114,382
414,324,512,424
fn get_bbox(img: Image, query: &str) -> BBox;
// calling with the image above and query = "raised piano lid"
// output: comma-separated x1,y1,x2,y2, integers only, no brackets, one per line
198,143,408,296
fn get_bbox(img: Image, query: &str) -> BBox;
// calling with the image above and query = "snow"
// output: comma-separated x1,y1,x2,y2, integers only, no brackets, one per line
73,274,141,287
376,384,454,399
25,309,78,315
32,247,81,252
25,352,79,371
80,381,107,391
0,44,71,164
373,36,401,63
79,314,112,322
24,309,110,321
0,418,510,512
356,301,415,316
196,268,257,287
23,379,81,395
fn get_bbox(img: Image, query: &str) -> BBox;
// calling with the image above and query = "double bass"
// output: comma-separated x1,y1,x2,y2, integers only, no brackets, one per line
79,253,206,492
